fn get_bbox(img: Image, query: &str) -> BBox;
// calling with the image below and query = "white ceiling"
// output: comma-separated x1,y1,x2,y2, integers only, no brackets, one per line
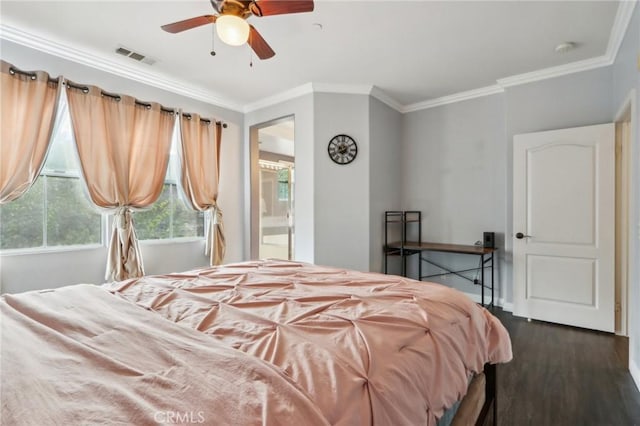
0,1,625,111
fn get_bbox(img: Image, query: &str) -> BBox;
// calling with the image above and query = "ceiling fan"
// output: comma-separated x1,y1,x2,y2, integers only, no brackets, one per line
161,0,315,60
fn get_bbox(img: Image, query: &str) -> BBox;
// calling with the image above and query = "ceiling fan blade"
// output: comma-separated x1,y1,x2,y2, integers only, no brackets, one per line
250,0,314,17
161,15,217,33
248,25,275,59
209,0,220,13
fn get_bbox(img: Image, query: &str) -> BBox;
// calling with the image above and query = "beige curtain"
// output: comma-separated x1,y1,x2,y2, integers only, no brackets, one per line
179,112,225,266
66,83,175,281
0,61,61,204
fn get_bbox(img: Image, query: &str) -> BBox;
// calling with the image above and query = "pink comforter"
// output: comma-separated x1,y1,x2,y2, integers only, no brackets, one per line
107,260,513,425
1,285,329,426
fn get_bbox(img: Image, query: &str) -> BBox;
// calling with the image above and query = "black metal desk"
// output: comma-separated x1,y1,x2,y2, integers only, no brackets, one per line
385,241,497,307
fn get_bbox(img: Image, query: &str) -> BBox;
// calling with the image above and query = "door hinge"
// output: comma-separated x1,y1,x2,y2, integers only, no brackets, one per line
615,302,621,313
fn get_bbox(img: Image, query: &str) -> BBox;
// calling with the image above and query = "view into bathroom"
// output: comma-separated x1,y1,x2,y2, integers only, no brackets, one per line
257,118,294,260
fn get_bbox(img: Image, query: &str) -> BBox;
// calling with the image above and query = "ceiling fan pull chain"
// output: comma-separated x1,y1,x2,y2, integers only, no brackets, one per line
249,48,253,68
210,25,216,56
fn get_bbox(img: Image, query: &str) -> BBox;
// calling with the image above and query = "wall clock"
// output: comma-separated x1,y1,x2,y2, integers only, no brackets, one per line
328,134,357,165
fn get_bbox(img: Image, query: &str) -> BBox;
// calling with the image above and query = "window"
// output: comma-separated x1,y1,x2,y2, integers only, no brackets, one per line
0,97,102,250
277,168,289,201
0,98,205,251
134,128,204,241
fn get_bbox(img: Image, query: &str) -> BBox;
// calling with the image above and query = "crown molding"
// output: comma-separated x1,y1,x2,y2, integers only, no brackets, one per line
246,0,636,114
406,1,637,111
402,85,504,113
2,0,636,116
243,83,314,113
369,86,404,113
496,55,611,88
606,0,637,63
312,83,404,113
244,82,405,114
497,1,636,89
311,82,374,95
0,23,244,113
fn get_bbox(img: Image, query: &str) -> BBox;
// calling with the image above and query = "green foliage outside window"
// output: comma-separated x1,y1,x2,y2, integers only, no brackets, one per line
134,184,204,241
0,176,102,250
0,179,45,249
46,176,102,246
135,185,172,240
277,168,289,201
0,97,204,251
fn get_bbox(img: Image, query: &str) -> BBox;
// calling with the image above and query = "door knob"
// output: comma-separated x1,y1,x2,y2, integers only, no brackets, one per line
515,232,531,239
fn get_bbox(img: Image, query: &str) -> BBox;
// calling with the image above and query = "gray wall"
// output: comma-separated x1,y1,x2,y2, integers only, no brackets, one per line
612,4,640,381
0,40,245,293
401,94,507,302
313,93,371,271
400,66,620,307
369,97,403,273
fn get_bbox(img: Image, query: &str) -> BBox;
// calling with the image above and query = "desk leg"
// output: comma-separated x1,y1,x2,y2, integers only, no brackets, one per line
491,252,495,307
402,253,406,278
481,254,485,307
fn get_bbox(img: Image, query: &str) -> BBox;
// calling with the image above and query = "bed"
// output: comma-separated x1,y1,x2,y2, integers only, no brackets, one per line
1,260,512,425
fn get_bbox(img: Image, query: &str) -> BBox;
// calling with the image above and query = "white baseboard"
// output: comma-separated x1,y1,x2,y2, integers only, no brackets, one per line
631,359,640,392
501,301,514,312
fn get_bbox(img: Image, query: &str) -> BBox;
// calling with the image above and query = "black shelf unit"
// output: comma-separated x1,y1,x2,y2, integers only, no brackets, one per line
383,210,421,277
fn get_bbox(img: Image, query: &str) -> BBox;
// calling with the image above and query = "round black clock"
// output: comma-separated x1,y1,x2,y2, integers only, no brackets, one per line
328,134,357,165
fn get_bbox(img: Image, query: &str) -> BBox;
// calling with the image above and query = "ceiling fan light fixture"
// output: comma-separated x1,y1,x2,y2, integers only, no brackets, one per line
216,14,250,46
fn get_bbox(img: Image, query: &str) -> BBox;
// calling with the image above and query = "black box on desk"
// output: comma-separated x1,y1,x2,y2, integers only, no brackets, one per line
483,232,495,248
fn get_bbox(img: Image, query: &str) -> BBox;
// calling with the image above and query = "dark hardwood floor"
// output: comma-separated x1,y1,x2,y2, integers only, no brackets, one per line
491,308,640,426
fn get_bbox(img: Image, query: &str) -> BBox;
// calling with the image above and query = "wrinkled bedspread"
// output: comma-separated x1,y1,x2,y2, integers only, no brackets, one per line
1,285,329,426
106,260,513,426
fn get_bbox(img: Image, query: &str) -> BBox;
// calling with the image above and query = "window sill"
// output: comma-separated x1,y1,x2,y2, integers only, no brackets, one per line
138,237,205,246
0,238,205,256
0,244,105,257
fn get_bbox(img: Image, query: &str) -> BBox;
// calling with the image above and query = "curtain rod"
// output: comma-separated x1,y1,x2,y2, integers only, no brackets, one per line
66,81,176,115
64,81,228,128
182,113,228,128
8,66,58,84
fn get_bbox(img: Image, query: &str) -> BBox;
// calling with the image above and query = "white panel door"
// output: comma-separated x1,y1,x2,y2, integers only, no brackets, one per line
513,123,614,332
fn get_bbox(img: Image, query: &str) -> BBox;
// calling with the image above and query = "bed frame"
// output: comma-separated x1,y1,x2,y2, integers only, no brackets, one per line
441,363,497,426
477,363,497,426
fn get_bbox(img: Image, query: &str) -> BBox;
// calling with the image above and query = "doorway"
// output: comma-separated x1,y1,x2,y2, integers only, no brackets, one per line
250,116,295,260
613,89,635,354
615,111,631,336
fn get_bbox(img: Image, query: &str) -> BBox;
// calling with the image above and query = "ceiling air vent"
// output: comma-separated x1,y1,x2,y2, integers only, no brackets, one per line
129,52,144,61
115,47,132,56
115,45,156,65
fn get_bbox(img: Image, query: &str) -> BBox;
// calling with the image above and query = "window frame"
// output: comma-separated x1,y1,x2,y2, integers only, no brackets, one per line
0,99,206,255
131,125,205,243
0,170,107,255
132,181,206,244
